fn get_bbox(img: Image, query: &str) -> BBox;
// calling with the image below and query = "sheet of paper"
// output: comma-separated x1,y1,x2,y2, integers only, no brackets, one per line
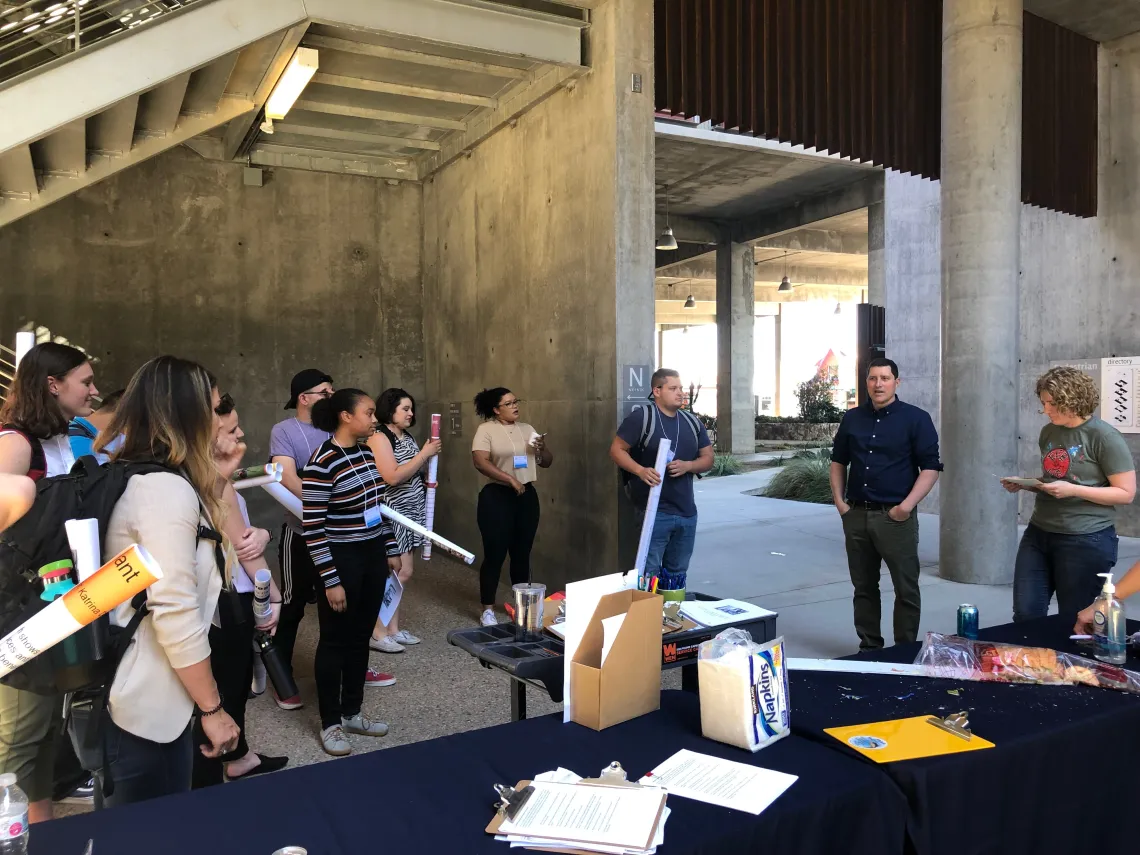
378,570,403,626
498,782,664,850
534,768,583,785
601,613,627,665
999,476,1042,488
639,749,797,816
679,599,776,628
501,807,669,855
787,658,931,677
562,573,638,723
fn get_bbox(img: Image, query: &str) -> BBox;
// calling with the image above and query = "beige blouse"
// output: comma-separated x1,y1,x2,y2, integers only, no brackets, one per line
472,421,538,485
104,472,223,743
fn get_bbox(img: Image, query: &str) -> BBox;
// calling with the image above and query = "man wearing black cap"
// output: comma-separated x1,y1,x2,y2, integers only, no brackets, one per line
266,369,333,709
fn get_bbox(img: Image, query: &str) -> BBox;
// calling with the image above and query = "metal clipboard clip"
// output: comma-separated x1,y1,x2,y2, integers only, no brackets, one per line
925,711,972,741
493,783,535,820
662,603,684,632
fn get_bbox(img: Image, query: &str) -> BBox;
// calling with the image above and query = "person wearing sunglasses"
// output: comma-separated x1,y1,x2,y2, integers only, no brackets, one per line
471,388,552,626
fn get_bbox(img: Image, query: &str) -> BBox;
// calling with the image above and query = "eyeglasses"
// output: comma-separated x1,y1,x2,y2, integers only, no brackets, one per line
499,399,523,408
303,388,332,399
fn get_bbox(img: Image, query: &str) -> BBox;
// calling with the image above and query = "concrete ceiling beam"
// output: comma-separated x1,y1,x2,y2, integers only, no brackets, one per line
302,34,530,79
272,122,442,151
313,72,496,108
654,213,721,245
729,173,884,245
249,143,418,180
657,260,867,287
293,100,467,131
754,227,868,255
656,281,865,302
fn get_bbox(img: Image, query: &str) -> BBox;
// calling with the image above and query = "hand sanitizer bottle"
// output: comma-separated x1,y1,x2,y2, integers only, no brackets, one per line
1093,572,1127,665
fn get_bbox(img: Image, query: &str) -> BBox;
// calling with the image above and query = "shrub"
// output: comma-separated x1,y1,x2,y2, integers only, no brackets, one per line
761,458,833,504
795,375,845,423
707,453,744,477
792,448,832,462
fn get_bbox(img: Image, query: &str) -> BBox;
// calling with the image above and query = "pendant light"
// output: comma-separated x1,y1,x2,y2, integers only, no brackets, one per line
777,251,793,292
657,185,679,251
684,294,696,309
834,302,842,314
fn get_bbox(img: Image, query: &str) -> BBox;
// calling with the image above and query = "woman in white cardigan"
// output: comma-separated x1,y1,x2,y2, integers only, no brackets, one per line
92,356,240,807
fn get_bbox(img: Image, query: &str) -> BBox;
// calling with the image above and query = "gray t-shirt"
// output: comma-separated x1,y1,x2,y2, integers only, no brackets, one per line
268,418,331,533
1030,417,1135,534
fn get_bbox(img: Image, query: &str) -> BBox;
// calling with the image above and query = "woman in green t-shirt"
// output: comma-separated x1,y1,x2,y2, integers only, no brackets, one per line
1003,367,1136,624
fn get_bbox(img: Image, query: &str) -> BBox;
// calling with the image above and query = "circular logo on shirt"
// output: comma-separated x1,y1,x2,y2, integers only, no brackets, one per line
1043,447,1071,479
848,735,888,750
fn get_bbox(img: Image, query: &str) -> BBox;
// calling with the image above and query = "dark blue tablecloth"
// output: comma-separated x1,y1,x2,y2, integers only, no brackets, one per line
791,615,1140,855
34,690,908,855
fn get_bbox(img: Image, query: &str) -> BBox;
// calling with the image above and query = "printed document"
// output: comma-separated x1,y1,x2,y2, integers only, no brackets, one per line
680,599,776,628
639,749,797,815
498,781,664,850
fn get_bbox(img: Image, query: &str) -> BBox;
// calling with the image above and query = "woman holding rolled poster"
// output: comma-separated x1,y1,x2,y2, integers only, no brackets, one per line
471,388,552,627
367,388,441,653
303,390,400,757
89,356,240,807
0,342,99,823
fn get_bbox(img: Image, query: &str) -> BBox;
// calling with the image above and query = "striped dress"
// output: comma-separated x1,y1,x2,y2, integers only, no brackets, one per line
301,439,397,588
383,429,427,557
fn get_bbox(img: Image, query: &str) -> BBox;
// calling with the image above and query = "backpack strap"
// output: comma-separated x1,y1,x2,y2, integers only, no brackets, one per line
638,404,657,453
0,425,46,481
679,410,702,445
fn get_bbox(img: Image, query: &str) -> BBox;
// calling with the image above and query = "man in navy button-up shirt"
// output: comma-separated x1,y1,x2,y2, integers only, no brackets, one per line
830,358,943,650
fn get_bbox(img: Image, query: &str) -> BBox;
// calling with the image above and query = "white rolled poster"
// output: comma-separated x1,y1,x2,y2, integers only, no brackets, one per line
633,438,671,580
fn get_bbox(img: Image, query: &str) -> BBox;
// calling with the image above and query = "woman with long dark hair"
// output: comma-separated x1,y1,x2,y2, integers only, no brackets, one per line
90,356,240,806
304,389,399,756
471,388,552,626
0,342,98,823
366,388,441,653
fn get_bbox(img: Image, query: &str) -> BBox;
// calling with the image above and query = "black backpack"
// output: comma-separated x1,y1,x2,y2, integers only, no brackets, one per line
619,404,704,489
0,456,171,695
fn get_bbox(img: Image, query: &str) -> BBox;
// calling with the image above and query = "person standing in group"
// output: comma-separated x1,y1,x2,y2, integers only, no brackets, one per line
91,356,240,807
1004,367,1136,624
830,358,942,651
303,389,400,756
610,369,714,594
191,393,288,788
267,369,333,711
367,388,441,654
471,388,553,627
68,388,124,463
0,343,98,823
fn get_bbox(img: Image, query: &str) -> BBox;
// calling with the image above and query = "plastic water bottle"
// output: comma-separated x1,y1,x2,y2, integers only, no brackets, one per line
0,773,29,855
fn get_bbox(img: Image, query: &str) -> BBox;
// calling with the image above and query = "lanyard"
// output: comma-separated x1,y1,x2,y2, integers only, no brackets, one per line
335,442,382,510
498,422,525,457
661,413,679,449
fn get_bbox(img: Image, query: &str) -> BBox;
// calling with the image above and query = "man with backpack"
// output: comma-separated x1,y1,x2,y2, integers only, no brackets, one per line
610,369,714,591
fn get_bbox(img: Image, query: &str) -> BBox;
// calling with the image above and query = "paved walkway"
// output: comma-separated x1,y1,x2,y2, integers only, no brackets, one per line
689,469,1140,659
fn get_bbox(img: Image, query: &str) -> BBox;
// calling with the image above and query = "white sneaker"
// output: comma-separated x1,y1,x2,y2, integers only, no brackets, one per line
250,657,267,697
320,725,351,757
369,634,405,654
341,713,389,737
392,629,421,645
480,608,497,627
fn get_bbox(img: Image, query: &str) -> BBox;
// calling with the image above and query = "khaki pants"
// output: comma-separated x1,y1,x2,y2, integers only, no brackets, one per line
841,505,922,650
0,685,59,802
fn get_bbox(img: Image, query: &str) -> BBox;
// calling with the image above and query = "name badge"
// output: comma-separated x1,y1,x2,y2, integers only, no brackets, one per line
513,454,529,470
363,506,381,528
666,450,676,464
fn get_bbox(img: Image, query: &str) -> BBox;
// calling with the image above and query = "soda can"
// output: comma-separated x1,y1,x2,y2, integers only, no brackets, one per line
957,604,979,640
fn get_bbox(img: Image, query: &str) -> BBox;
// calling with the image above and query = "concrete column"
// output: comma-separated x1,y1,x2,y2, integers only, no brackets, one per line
939,0,1022,585
867,177,886,307
774,304,783,416
716,240,755,454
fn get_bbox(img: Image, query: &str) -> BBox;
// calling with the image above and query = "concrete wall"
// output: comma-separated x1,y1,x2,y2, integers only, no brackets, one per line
0,146,425,525
884,33,1140,532
421,0,655,592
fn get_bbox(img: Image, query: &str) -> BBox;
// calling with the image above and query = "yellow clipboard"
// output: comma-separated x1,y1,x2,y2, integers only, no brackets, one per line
825,715,995,763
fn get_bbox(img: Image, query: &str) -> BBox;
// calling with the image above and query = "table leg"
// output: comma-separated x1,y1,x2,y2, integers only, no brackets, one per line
681,663,699,693
511,679,527,721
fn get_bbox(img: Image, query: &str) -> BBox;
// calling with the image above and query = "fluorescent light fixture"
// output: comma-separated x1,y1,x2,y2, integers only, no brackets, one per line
14,332,35,368
265,47,319,121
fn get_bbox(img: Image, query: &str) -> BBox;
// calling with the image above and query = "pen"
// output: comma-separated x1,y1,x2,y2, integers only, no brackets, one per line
651,577,659,594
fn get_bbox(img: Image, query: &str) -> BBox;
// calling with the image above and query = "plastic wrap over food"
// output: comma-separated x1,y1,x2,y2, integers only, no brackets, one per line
914,633,1140,694
698,629,790,752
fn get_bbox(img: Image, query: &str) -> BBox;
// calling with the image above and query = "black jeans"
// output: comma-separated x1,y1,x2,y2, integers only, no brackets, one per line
315,539,387,729
276,525,318,682
477,483,540,606
841,505,922,650
95,719,192,809
192,592,254,788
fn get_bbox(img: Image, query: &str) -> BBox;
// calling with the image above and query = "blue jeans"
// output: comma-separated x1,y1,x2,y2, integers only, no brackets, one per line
1013,523,1118,624
95,718,192,808
645,512,698,589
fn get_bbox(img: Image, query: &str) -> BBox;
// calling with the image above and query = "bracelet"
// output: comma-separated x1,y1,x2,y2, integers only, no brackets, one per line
198,697,225,717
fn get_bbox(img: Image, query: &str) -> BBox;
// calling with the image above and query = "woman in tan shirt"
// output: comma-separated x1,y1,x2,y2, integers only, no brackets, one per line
92,356,240,807
471,388,553,626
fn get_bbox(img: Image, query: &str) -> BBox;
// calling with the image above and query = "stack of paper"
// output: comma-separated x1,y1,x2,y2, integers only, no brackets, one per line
492,780,669,855
680,599,776,628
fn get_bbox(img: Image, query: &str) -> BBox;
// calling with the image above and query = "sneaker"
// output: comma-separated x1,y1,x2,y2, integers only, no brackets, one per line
274,691,303,711
320,725,351,757
341,713,389,737
369,634,405,654
480,608,497,627
250,657,267,698
364,668,396,688
392,629,421,646
57,778,95,806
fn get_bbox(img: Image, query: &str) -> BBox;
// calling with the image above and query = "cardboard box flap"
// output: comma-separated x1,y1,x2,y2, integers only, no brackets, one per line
572,589,656,669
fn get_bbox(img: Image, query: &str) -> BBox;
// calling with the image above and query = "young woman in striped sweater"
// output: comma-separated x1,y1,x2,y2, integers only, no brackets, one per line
303,389,400,756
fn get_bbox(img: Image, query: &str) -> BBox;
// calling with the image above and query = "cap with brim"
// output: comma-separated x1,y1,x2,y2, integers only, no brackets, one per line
285,369,333,410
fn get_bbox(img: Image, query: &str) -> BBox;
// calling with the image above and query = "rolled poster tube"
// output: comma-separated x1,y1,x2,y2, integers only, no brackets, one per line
421,414,442,560
380,503,474,565
633,438,671,579
263,480,302,519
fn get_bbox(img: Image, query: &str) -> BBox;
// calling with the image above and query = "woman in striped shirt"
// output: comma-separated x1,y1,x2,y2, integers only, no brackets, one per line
303,389,400,757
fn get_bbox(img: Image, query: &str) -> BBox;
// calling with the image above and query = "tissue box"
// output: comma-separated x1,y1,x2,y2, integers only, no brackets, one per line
569,590,662,730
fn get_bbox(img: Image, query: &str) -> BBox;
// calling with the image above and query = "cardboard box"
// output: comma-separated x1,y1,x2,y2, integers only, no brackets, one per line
569,590,663,730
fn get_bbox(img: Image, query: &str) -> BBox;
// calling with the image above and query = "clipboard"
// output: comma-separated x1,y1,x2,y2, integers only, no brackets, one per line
825,714,995,763
486,779,667,854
